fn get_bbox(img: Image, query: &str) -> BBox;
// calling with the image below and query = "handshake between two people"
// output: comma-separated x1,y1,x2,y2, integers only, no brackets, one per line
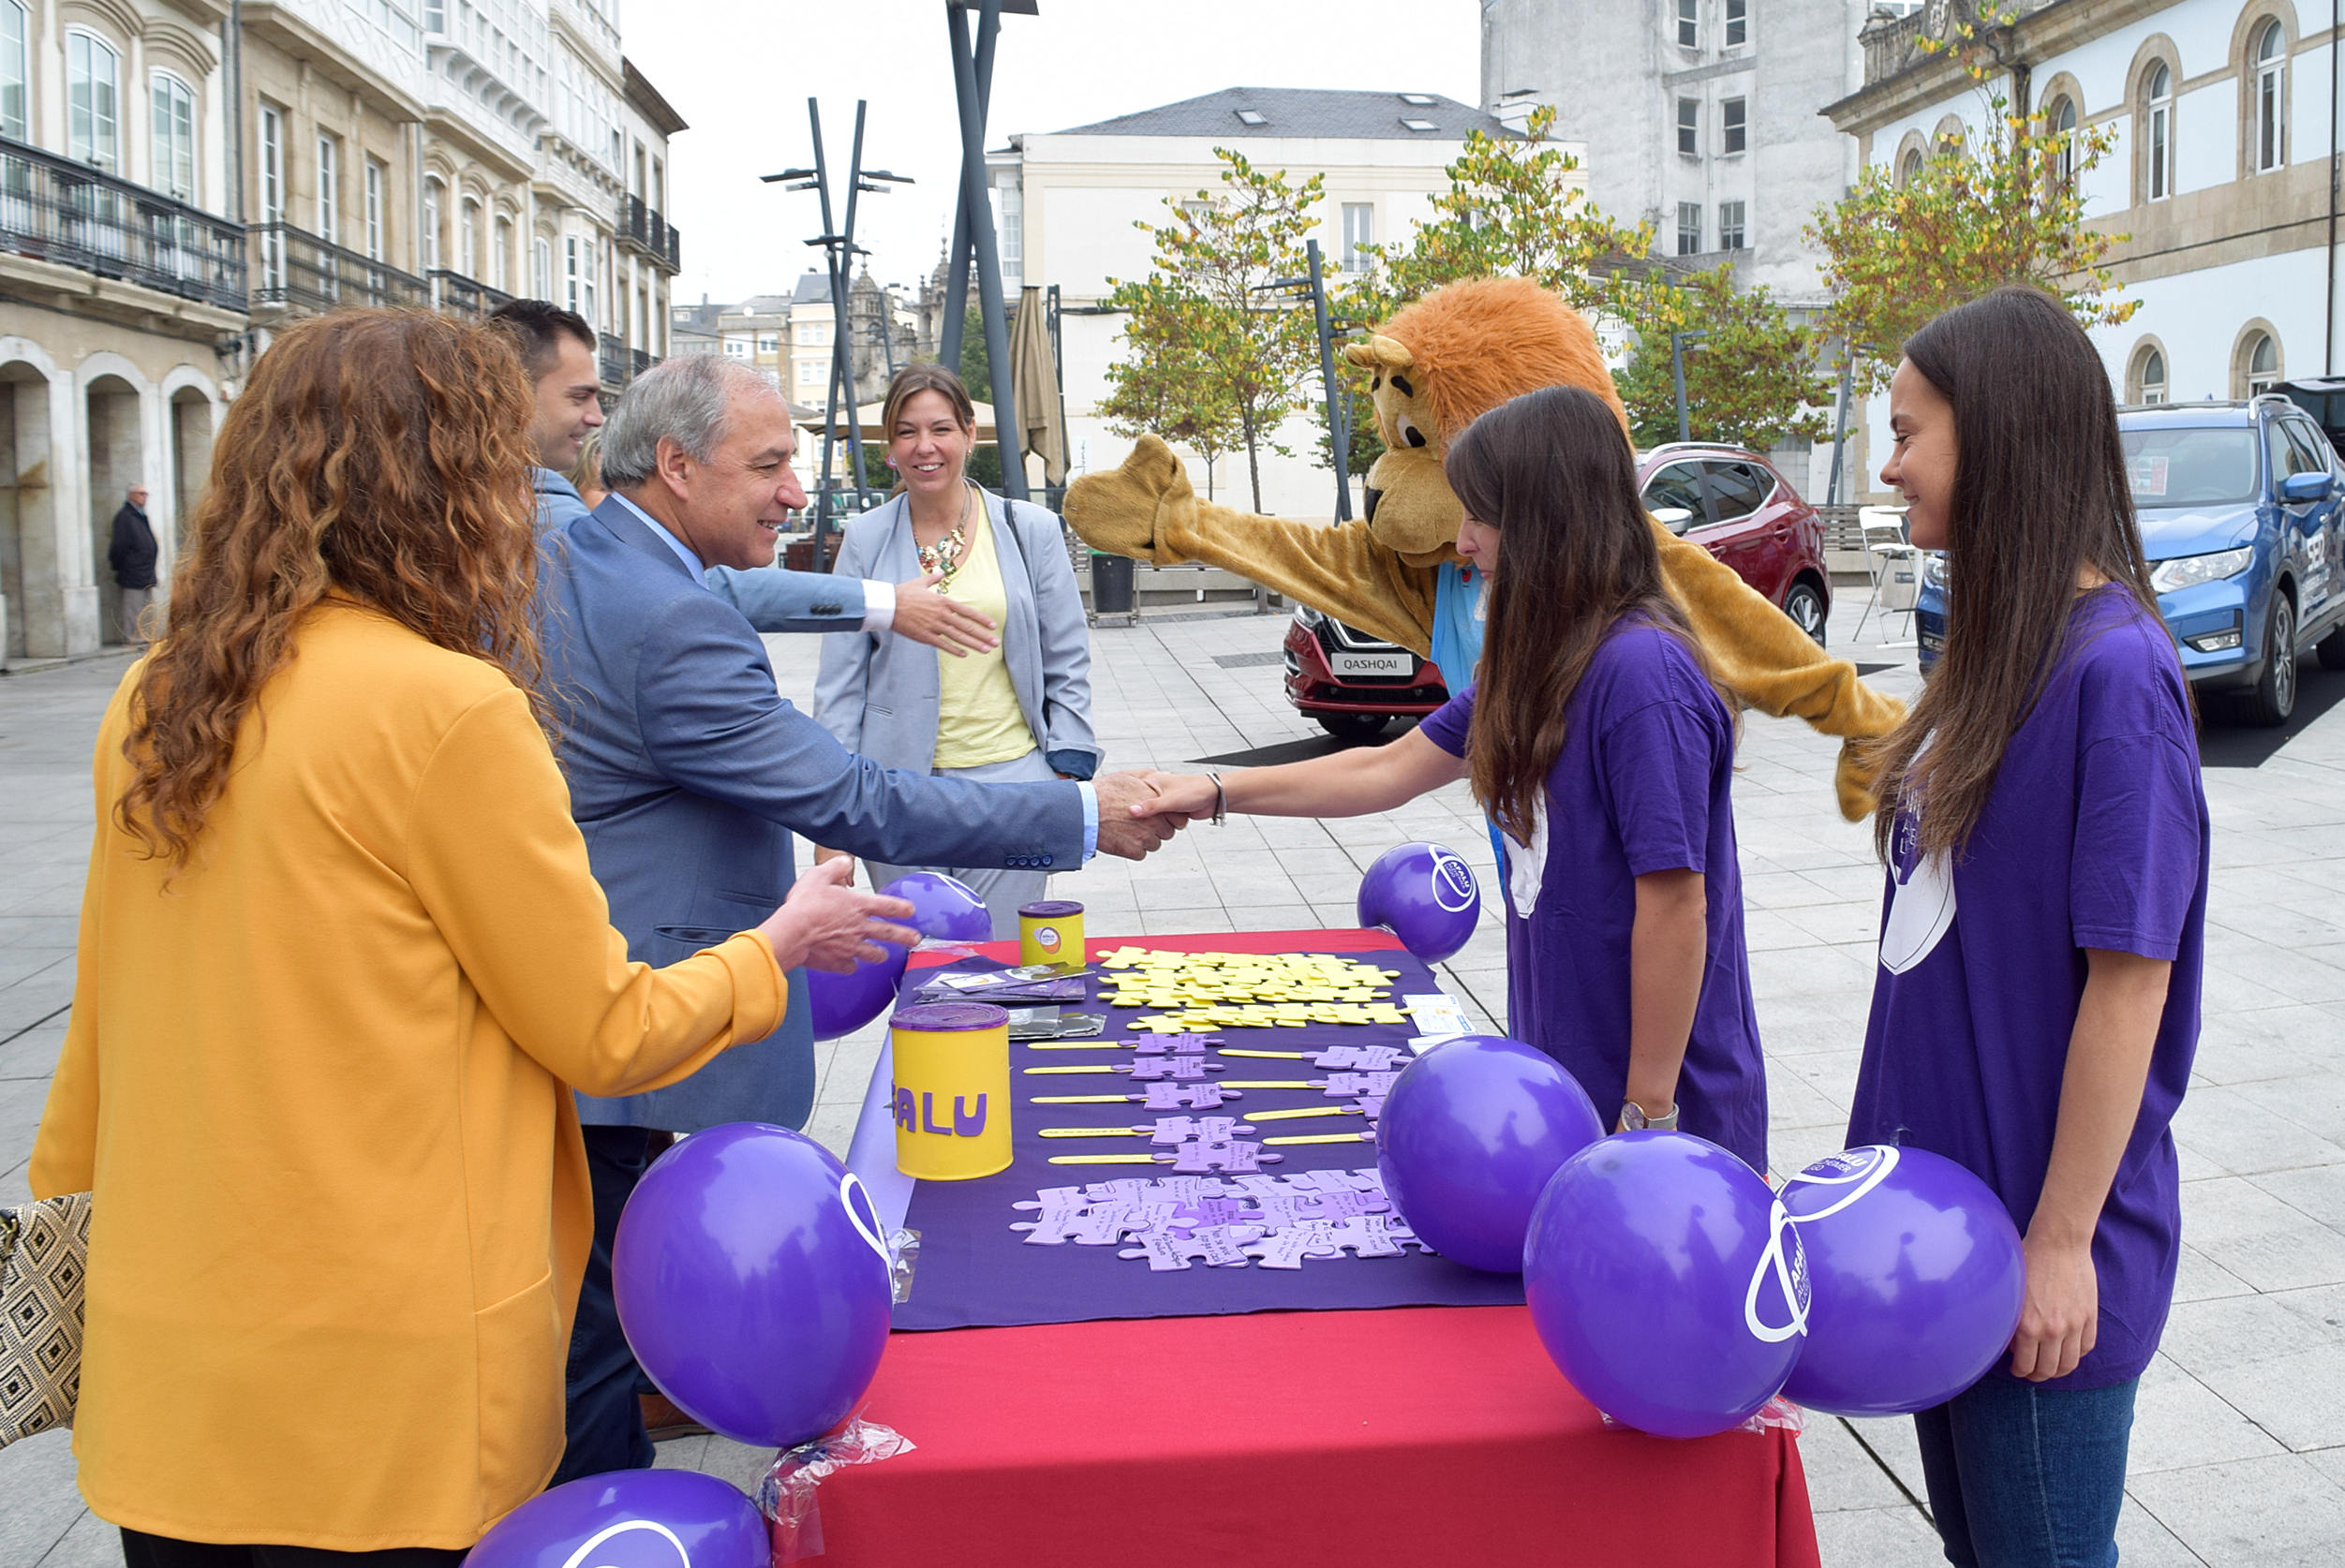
752,770,1198,972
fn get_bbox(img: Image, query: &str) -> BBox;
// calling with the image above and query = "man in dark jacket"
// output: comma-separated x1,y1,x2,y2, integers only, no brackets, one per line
107,484,157,643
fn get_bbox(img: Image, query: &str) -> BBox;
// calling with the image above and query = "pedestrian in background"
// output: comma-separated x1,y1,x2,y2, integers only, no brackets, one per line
1848,284,2208,1568
29,308,910,1565
107,483,156,643
814,362,1102,936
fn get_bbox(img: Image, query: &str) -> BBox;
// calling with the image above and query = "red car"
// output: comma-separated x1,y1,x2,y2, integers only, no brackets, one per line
1635,443,1833,644
1282,442,1832,741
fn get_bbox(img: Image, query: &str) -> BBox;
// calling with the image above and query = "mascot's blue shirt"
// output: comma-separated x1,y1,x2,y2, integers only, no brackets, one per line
1429,560,1486,691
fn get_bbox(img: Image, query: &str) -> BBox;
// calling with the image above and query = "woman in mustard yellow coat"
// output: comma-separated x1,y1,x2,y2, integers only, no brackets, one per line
28,310,916,1565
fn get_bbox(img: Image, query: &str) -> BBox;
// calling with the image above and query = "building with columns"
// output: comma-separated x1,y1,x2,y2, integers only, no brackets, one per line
0,0,682,662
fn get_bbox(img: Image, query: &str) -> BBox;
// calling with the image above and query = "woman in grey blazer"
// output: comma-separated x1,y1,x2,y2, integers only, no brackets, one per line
813,364,1101,937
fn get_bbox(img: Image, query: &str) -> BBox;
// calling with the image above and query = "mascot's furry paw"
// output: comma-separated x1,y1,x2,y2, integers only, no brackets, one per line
1833,739,1884,824
1064,435,1196,564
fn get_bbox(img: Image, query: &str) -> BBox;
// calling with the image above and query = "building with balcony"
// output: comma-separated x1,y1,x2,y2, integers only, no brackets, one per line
2,0,245,660
1824,0,2339,492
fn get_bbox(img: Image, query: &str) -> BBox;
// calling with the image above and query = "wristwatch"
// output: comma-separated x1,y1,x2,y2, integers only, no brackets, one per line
1619,1100,1680,1132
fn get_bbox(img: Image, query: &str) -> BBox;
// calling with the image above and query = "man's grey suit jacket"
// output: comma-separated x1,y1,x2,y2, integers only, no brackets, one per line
537,495,1085,1132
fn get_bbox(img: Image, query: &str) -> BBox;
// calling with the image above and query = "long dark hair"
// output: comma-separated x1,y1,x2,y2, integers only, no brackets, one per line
1446,385,1724,844
1863,285,2162,862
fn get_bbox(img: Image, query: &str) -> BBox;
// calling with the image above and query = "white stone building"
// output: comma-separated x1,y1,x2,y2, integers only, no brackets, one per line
988,86,1521,517
1826,0,2338,492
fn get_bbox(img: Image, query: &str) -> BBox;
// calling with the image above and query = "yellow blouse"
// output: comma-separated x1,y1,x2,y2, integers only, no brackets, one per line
29,600,785,1551
932,507,1038,769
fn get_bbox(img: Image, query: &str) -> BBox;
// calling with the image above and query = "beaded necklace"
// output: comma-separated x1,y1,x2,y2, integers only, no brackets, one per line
915,481,978,590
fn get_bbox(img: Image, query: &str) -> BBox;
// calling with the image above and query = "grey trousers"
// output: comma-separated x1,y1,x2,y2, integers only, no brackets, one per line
116,585,154,643
864,747,1058,940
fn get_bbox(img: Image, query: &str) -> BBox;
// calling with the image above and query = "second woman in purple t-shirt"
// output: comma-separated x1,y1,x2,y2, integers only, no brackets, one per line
1134,384,1768,1172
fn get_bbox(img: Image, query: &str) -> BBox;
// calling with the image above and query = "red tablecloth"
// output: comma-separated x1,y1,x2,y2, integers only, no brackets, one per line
813,929,1820,1568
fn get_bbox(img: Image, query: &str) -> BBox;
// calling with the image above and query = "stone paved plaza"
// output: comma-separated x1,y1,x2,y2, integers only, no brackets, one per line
7,589,2345,1565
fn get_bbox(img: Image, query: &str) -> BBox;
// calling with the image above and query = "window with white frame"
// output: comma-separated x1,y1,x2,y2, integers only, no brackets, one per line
1722,97,1746,155
722,333,751,359
1342,202,1374,273
1898,145,1923,185
494,215,510,290
259,106,285,224
583,235,597,326
1676,201,1702,255
0,0,26,142
2254,20,2287,173
756,332,779,352
1718,200,1746,251
2144,62,2173,201
67,30,120,171
151,73,195,202
2136,347,2167,405
1676,97,1699,157
564,233,578,314
993,183,1022,281
316,134,339,244
459,196,478,278
2049,96,2078,185
1725,0,1746,46
364,158,385,260
2245,331,2279,395
797,360,822,386
1675,0,1698,49
533,236,551,301
423,177,442,271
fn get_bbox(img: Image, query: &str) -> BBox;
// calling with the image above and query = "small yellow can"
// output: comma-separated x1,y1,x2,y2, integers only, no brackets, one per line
888,1001,1012,1180
1018,899,1086,968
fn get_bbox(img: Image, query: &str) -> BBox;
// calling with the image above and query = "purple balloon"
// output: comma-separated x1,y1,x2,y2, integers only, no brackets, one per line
1779,1144,2026,1417
1524,1132,1808,1439
615,1123,893,1448
881,872,995,943
806,939,910,1042
463,1469,765,1568
1356,841,1479,964
1377,1035,1604,1272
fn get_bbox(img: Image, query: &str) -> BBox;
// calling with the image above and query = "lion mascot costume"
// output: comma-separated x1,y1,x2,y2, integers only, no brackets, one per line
1064,276,1902,820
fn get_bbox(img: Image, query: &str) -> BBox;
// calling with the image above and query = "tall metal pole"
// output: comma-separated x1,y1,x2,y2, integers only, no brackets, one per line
1825,351,1855,507
1305,239,1351,523
805,99,844,563
1671,332,1691,444
832,100,874,511
939,1,1000,373
945,0,1025,499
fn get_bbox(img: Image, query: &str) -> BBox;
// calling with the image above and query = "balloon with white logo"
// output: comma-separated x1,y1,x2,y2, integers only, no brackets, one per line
1356,841,1481,964
1522,1132,1807,1438
881,872,994,944
1778,1144,2025,1416
614,1123,894,1448
462,1469,765,1568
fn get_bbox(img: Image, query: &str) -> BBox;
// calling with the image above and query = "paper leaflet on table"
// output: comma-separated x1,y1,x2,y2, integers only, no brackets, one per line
1403,992,1472,1052
759,1415,918,1563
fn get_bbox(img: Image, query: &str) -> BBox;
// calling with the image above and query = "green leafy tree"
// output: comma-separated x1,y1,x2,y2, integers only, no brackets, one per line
1098,291,1244,501
1102,150,1324,511
1807,9,2135,392
1614,265,1833,451
1348,105,1657,326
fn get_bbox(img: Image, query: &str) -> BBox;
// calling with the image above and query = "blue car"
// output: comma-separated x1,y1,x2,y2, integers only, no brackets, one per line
1915,395,2345,723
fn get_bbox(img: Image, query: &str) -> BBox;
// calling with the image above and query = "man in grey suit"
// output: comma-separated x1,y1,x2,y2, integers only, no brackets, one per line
491,299,998,654
538,353,1179,1478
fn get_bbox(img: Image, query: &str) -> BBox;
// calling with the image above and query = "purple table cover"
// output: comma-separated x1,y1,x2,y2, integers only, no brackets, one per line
883,952,1527,1331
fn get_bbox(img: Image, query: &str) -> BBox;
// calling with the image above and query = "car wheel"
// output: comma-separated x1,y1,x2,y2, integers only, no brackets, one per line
2320,622,2345,671
1315,713,1391,743
2244,595,2298,727
1781,581,1827,647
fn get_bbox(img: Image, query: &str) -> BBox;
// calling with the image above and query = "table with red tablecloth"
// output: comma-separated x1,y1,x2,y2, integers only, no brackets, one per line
812,928,1819,1568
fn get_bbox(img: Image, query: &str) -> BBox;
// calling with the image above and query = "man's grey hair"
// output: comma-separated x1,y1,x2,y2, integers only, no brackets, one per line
599,356,782,490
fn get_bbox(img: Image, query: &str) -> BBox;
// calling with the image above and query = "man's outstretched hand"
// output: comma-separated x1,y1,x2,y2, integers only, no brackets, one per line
1092,770,1187,860
756,855,921,973
891,570,1001,657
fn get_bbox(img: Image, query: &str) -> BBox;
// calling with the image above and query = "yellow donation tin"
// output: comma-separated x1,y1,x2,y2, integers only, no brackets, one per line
889,1001,1012,1180
1018,899,1086,968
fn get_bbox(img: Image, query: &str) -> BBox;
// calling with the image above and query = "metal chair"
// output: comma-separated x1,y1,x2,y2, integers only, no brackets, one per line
1852,506,1917,646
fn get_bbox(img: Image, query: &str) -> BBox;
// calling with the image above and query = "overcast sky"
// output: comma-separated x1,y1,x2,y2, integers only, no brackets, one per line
625,0,1483,308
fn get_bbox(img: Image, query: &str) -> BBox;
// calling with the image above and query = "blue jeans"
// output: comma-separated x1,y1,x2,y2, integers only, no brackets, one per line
550,1124,660,1485
1912,1373,2140,1568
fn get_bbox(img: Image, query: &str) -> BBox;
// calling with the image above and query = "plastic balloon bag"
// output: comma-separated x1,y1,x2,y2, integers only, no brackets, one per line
759,1417,919,1564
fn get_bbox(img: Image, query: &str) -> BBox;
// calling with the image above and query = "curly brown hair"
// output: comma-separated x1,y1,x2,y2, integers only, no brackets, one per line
118,308,545,867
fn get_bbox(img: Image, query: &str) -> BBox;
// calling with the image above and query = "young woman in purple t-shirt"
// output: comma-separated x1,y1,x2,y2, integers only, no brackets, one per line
1852,286,2209,1567
1131,385,1768,1170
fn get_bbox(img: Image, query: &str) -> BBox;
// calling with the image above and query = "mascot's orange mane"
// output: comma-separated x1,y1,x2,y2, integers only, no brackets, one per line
1379,276,1631,447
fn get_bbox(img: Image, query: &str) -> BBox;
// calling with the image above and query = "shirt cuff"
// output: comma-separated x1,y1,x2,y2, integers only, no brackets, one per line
859,578,895,632
1079,782,1099,862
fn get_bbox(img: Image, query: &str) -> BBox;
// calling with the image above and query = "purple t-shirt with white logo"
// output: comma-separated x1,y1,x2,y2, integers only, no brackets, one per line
1419,619,1767,1173
1847,584,2208,1391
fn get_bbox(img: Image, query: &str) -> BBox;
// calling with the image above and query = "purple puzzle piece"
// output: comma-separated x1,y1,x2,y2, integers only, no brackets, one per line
1130,1056,1220,1082
1147,1115,1249,1147
1131,1037,1210,1057
1353,1095,1387,1122
1168,1139,1279,1174
1117,1225,1255,1271
1166,1195,1258,1235
1007,1197,1091,1245
1139,1081,1237,1110
1240,1230,1344,1269
1312,1044,1407,1072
